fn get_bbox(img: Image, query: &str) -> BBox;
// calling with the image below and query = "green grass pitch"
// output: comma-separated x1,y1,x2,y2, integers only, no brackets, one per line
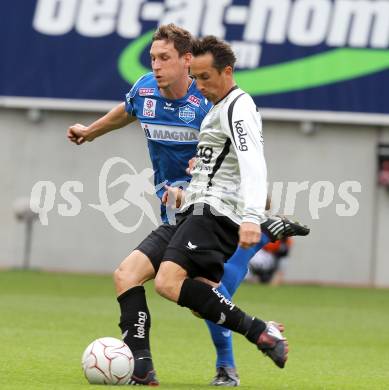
0,270,388,389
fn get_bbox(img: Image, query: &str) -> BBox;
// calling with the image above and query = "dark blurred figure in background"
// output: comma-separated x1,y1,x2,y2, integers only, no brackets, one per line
246,238,293,285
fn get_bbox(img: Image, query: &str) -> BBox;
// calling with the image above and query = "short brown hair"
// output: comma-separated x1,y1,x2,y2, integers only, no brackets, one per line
192,36,236,72
152,24,193,56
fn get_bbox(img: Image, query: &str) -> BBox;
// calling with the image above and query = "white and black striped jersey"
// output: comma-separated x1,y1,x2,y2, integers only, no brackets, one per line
181,86,268,226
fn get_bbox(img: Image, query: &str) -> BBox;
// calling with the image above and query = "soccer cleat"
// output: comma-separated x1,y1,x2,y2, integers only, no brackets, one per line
128,352,159,386
257,321,288,369
261,216,310,242
210,367,240,387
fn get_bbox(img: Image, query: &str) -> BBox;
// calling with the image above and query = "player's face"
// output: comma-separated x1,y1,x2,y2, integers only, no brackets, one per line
150,40,191,89
190,53,232,103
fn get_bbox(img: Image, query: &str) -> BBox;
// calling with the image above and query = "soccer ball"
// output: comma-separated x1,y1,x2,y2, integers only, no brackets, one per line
81,337,134,385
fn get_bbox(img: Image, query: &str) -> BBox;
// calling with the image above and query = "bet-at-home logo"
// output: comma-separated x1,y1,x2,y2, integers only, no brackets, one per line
33,0,389,95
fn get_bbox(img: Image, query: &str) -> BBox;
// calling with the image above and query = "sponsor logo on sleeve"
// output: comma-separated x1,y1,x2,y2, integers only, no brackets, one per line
139,88,155,96
187,95,201,107
143,98,156,118
234,120,248,151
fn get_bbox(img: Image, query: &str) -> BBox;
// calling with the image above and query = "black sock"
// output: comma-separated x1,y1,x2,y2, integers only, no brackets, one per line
178,279,266,343
117,286,151,355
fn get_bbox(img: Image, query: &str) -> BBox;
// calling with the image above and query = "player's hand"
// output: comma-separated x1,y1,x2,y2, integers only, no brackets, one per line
161,185,183,208
67,123,90,145
185,157,197,175
239,222,261,248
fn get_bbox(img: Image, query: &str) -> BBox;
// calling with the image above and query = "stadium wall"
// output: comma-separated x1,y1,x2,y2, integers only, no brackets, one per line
1,107,388,287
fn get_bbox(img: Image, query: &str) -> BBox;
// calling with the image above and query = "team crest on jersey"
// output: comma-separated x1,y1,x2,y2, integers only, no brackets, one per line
139,88,155,96
143,98,156,118
187,95,201,107
179,105,195,124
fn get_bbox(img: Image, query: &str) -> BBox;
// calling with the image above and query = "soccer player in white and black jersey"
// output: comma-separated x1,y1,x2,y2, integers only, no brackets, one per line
155,36,289,369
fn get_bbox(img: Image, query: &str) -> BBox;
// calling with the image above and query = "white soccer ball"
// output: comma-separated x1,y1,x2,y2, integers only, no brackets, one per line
81,337,134,385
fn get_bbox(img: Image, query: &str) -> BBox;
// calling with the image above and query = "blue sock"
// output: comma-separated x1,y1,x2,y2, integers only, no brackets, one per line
222,233,270,295
205,283,235,369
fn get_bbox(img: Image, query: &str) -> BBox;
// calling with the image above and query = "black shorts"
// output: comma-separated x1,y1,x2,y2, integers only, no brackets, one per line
135,224,178,273
162,204,239,283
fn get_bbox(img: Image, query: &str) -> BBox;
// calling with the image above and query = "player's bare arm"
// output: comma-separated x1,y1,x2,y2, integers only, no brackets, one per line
67,102,136,145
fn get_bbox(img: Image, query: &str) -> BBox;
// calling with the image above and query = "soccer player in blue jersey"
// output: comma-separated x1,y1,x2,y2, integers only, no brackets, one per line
68,24,309,386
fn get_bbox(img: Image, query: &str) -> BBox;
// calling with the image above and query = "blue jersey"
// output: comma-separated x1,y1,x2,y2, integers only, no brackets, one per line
124,72,212,223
